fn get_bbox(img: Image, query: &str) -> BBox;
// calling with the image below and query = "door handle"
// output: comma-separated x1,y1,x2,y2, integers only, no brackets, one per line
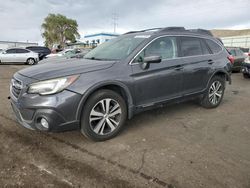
174,65,183,71
208,59,214,65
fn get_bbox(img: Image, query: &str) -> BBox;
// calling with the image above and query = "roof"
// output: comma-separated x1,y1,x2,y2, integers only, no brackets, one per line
123,27,214,38
84,33,120,38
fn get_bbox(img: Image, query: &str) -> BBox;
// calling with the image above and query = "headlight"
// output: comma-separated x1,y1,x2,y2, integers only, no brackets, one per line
27,75,79,95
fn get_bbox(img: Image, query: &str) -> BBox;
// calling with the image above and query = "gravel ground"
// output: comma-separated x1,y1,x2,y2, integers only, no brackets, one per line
0,65,250,188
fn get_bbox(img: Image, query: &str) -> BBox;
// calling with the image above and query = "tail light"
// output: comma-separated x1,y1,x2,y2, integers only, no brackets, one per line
248,52,250,57
227,55,234,64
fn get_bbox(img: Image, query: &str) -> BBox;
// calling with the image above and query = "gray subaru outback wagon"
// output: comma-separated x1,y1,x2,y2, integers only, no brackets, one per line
10,27,232,141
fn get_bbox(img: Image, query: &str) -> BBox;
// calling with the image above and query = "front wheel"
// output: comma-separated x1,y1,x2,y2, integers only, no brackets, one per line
80,89,127,141
200,76,225,108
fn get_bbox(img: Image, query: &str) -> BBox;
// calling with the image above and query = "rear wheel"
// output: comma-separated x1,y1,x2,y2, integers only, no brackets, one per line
80,89,127,141
26,58,36,65
200,76,225,108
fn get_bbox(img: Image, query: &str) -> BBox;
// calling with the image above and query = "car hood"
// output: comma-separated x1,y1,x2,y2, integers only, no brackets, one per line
18,58,117,80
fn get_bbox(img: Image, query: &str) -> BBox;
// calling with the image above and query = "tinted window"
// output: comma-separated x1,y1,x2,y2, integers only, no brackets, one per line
6,49,16,53
26,47,38,51
16,49,29,53
240,48,249,53
26,46,51,53
205,39,222,54
44,48,51,53
135,36,178,62
180,37,203,57
200,39,210,55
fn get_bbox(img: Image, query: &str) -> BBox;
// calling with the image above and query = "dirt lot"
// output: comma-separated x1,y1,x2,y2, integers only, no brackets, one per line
0,65,250,188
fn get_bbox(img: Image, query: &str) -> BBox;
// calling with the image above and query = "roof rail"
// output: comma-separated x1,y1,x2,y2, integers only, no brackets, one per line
158,27,186,33
140,28,162,32
124,27,213,37
123,31,140,35
188,29,213,36
123,28,162,35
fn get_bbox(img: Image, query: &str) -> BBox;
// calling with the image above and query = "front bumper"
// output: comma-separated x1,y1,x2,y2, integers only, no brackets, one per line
10,84,82,132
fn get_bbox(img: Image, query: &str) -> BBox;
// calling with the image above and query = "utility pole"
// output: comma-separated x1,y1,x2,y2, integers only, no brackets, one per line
112,12,118,33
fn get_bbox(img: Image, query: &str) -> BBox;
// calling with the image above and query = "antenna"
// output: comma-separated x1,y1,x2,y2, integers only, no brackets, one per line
112,12,118,33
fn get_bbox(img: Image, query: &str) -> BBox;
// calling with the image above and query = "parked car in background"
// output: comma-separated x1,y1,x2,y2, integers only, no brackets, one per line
45,49,80,59
0,48,38,65
240,47,250,63
10,27,232,141
69,48,91,58
227,47,246,72
240,47,250,56
39,48,91,64
242,61,250,78
26,46,51,60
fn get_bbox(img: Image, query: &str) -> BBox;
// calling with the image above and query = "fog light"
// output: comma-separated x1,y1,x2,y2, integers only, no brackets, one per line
40,118,49,129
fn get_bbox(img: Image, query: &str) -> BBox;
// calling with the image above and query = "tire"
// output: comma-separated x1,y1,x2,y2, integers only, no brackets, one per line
243,73,250,79
200,76,225,109
80,89,127,141
26,58,36,65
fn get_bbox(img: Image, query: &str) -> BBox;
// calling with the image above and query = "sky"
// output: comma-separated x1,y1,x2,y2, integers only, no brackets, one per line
0,0,250,45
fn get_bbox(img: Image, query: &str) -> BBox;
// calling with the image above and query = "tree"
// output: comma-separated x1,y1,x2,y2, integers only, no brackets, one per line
41,14,80,48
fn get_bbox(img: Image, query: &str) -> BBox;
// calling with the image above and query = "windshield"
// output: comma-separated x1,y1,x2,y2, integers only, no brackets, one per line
84,35,147,60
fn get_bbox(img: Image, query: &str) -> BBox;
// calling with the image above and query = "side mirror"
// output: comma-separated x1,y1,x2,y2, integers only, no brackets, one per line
139,55,162,70
144,56,162,64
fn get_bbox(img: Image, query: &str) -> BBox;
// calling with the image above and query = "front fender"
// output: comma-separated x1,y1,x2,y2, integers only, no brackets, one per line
75,81,135,121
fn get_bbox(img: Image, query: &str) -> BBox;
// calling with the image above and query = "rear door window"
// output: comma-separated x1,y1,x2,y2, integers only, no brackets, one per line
180,37,203,57
16,49,29,53
205,39,222,54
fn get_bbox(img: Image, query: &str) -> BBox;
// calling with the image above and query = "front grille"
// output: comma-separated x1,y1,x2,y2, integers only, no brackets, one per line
11,78,22,99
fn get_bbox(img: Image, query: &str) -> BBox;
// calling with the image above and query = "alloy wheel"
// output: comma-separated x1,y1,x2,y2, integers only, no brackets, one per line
89,98,122,135
208,81,223,105
27,59,35,65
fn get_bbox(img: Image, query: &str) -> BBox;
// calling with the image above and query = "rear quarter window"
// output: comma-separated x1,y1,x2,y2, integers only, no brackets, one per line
205,39,222,54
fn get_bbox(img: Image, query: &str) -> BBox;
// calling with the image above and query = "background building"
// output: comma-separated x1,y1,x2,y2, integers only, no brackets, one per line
211,29,250,50
220,35,250,49
83,33,119,47
0,41,38,50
